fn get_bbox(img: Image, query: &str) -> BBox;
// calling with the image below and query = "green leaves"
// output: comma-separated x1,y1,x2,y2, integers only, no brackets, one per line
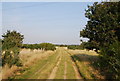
80,2,120,79
22,43,56,51
2,30,24,67
2,30,24,51
39,43,56,51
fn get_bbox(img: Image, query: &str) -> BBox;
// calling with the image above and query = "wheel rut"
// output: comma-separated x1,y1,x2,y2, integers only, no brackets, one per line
64,61,67,79
32,62,49,79
46,55,61,80
65,49,84,80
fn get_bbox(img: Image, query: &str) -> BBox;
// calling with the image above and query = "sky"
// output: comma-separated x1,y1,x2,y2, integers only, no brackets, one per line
2,2,94,45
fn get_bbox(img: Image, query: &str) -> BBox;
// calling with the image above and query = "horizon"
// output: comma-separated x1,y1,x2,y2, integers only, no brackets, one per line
2,2,93,45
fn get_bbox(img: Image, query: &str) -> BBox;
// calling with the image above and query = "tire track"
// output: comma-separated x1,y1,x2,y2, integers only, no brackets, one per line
64,49,84,80
37,50,60,79
71,59,82,79
31,62,49,79
46,54,61,80
64,61,67,79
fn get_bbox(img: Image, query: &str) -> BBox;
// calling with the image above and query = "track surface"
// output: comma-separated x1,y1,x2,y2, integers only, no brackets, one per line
17,47,83,79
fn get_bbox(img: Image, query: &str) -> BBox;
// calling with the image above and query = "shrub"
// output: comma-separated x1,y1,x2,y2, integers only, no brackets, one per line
22,43,56,51
39,43,56,51
2,30,24,67
67,45,84,50
100,41,120,79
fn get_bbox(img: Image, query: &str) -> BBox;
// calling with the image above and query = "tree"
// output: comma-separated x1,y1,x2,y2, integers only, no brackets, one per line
80,2,120,79
2,30,24,67
39,43,56,51
0,39,2,66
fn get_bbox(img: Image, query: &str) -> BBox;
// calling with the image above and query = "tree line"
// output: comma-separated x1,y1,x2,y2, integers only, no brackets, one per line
55,44,85,50
1,30,56,67
22,43,56,51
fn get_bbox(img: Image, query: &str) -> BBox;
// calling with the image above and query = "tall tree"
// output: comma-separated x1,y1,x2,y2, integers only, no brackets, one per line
80,2,120,79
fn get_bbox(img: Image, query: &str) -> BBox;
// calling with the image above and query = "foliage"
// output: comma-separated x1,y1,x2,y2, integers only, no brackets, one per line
0,39,2,66
82,42,99,52
22,43,56,51
80,2,120,79
39,43,56,51
99,41,120,79
67,44,84,50
2,30,24,67
22,44,40,50
55,44,68,47
2,30,24,51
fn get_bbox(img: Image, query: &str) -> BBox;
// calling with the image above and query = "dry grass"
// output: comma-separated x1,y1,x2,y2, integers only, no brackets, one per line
68,49,98,56
0,67,2,79
19,49,54,67
68,49,105,79
2,64,19,79
2,49,54,79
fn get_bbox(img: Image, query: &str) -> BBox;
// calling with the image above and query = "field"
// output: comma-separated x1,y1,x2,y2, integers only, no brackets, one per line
1,47,104,80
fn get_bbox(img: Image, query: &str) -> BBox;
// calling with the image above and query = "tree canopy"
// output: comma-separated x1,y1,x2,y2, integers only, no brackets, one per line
80,2,120,79
2,30,24,67
2,30,24,51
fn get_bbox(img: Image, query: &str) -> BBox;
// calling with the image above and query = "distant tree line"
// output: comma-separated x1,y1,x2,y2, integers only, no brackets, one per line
80,2,120,79
1,30,56,67
22,43,56,51
55,44,68,47
67,44,85,50
55,44,85,50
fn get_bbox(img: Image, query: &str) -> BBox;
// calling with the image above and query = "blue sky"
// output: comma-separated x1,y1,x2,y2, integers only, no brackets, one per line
2,2,94,45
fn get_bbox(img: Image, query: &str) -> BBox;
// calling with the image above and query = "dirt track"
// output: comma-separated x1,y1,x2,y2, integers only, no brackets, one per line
15,47,83,79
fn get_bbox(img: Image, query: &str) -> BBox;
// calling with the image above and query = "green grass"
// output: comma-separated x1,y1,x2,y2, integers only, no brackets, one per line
55,48,76,79
14,48,89,79
72,54,97,79
66,60,76,79
65,53,76,79
15,50,60,79
54,54,65,79
15,57,48,79
37,53,60,79
77,60,93,79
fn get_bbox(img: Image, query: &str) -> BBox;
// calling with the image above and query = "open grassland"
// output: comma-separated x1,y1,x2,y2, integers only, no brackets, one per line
19,49,54,67
3,47,105,80
2,49,54,79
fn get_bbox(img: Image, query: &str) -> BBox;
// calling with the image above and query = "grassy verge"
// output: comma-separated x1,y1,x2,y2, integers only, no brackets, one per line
14,50,60,79
72,55,94,79
69,49,104,79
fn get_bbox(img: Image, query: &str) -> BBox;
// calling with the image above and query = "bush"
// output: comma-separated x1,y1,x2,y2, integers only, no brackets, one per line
2,50,22,67
99,41,120,79
2,30,24,67
67,45,84,50
22,43,56,51
39,43,56,51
